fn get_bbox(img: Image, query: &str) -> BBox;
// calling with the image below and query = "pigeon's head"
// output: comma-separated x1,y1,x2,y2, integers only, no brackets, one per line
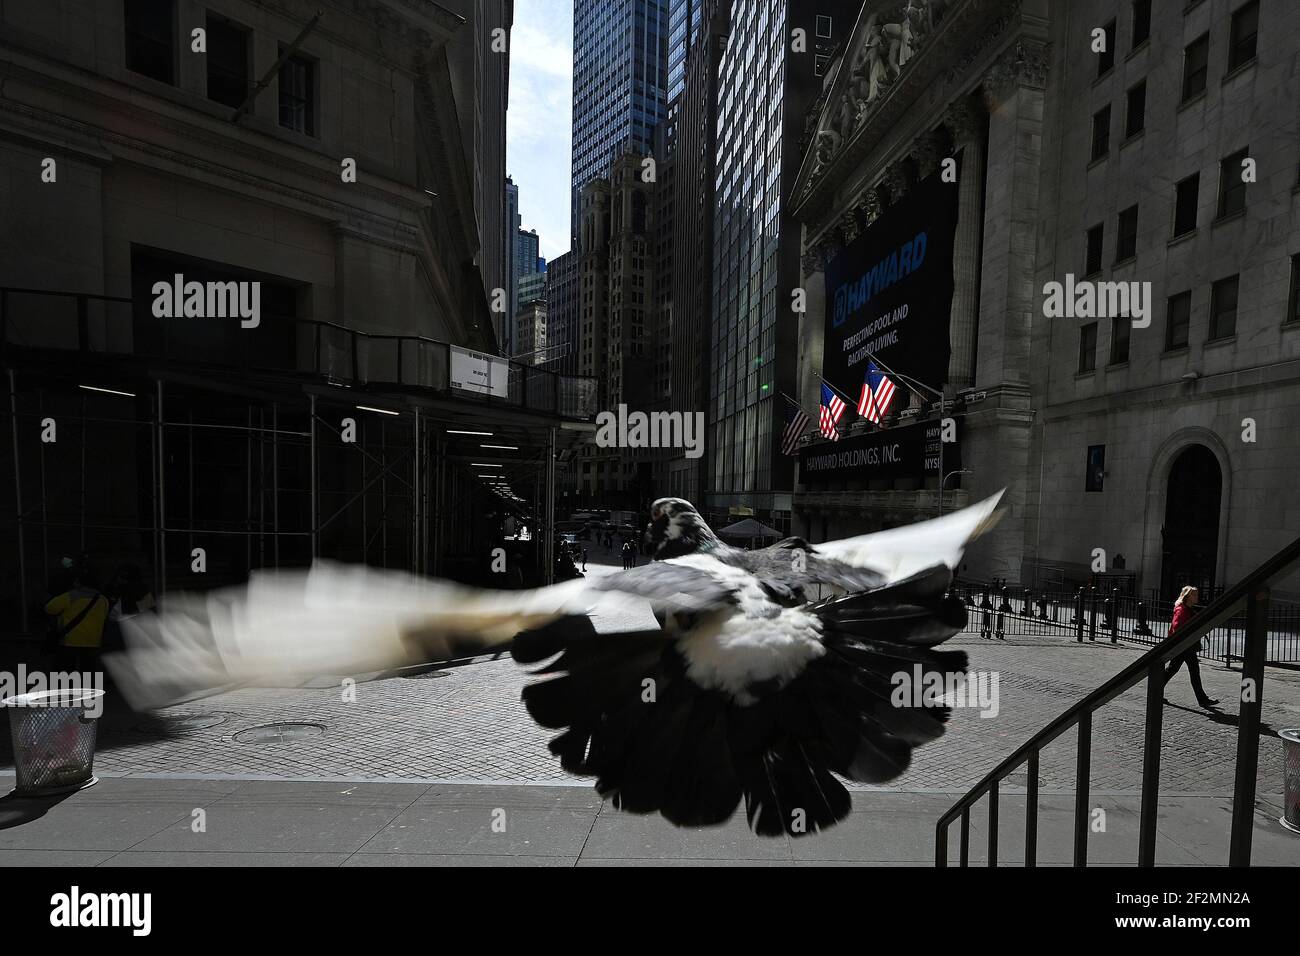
645,498,719,559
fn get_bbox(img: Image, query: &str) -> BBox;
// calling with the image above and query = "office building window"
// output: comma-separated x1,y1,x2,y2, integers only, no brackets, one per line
1166,291,1192,350
1098,19,1116,76
1209,275,1239,340
1173,174,1199,237
816,15,832,39
1110,315,1131,364
1131,0,1151,48
1079,322,1098,372
279,50,316,135
1227,0,1259,72
1116,205,1138,262
1125,80,1146,137
1290,255,1300,325
206,14,249,108
1217,147,1249,219
1182,33,1209,100
1086,223,1104,275
1091,105,1111,161
124,0,175,84
1086,445,1106,492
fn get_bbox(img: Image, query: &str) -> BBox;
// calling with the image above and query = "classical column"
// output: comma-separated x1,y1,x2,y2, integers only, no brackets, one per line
944,93,987,391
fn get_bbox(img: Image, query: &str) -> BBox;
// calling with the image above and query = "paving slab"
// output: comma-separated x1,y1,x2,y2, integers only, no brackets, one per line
359,805,595,857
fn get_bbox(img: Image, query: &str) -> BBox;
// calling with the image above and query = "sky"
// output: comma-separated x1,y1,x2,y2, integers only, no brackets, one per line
506,0,573,262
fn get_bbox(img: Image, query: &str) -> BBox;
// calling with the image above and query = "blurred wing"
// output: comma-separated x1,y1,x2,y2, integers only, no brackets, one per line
813,491,1005,584
105,560,736,711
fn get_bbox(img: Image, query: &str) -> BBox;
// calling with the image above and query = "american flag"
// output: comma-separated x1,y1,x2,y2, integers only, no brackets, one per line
819,383,845,441
780,396,811,456
859,361,898,425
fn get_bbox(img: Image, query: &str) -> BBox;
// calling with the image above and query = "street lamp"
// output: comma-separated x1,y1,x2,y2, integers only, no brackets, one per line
939,468,973,517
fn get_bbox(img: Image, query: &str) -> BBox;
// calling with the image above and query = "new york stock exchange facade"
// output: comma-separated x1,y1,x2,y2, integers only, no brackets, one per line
791,0,1300,600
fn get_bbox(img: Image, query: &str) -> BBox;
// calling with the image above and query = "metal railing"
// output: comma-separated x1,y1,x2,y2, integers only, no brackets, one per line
936,533,1300,867
951,581,1300,665
0,287,597,419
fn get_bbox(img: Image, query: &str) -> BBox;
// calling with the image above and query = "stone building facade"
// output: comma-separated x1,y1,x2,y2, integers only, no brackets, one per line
0,0,508,349
793,0,1300,599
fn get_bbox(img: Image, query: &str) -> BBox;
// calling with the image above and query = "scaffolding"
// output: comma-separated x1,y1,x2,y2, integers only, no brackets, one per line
1,287,597,634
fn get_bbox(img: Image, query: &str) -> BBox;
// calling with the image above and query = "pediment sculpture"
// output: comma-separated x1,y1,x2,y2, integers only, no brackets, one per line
809,0,950,181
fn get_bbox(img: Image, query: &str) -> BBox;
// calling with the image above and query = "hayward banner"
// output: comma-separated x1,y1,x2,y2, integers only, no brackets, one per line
822,153,961,397
799,419,960,483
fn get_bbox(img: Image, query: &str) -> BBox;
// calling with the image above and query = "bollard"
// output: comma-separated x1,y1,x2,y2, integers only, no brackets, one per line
1106,598,1118,644
1135,601,1153,636
1088,588,1098,642
1071,587,1083,625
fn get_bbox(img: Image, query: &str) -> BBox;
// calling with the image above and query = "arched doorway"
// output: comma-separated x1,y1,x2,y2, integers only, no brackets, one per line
1160,444,1222,600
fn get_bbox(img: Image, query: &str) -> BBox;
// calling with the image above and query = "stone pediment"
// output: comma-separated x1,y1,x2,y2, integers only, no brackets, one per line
792,0,1027,222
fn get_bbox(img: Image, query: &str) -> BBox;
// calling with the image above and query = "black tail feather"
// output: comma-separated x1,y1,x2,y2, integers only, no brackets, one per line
510,560,970,838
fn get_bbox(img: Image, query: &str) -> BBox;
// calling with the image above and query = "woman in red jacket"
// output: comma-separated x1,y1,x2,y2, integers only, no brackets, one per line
1160,585,1218,709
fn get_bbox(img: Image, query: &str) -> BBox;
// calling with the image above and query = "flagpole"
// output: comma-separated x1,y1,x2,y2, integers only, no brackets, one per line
854,347,943,403
818,376,856,407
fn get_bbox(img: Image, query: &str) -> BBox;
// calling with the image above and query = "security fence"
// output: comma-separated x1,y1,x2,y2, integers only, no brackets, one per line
951,581,1300,666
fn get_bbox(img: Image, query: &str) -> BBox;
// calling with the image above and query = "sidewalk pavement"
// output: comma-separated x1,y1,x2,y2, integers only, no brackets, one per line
2,774,1296,866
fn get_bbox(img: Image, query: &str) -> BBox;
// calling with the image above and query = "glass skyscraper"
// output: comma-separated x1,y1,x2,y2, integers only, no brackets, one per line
707,0,852,529
570,0,669,244
666,0,704,103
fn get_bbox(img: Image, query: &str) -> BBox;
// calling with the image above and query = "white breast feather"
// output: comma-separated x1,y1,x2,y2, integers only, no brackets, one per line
665,555,825,704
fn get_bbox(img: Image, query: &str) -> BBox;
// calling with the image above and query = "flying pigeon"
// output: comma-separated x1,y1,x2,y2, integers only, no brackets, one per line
106,492,1003,838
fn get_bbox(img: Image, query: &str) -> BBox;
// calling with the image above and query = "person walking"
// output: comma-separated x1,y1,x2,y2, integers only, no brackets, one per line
1161,585,1219,709
580,548,588,572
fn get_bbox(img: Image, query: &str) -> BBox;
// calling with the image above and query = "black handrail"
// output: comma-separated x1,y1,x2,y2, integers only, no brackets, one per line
936,532,1300,867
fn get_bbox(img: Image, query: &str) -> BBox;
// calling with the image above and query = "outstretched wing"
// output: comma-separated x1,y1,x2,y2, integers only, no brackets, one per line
812,491,1005,583
727,491,1006,603
105,559,737,710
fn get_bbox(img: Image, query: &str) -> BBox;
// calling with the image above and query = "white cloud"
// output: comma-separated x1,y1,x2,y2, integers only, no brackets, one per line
507,0,573,261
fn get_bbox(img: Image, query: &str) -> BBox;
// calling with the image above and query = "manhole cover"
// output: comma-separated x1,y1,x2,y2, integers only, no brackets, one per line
403,670,451,679
133,712,229,735
233,722,327,744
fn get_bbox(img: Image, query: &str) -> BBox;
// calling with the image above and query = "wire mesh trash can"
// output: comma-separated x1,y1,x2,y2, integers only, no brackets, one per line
1283,729,1300,834
2,689,105,796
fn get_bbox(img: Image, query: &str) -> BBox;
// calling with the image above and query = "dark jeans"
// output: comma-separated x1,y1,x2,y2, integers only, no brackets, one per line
1161,647,1214,705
